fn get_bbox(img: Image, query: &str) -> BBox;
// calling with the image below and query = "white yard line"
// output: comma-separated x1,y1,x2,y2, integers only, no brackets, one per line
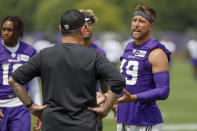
105,113,197,130
163,124,197,130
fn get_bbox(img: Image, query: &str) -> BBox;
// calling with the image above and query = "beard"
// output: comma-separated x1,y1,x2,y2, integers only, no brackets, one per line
83,36,91,41
83,32,92,41
131,28,150,40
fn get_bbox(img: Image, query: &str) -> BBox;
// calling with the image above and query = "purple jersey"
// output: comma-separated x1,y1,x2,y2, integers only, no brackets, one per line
0,40,36,99
117,39,170,126
90,43,106,56
90,43,106,92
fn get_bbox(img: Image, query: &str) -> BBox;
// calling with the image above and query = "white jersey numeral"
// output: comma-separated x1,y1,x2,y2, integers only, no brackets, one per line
120,59,139,85
120,59,127,73
1,63,22,85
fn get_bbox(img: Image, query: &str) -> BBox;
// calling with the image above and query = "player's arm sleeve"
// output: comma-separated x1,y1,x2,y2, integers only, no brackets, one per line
96,52,125,94
28,77,42,105
11,51,42,85
136,71,170,103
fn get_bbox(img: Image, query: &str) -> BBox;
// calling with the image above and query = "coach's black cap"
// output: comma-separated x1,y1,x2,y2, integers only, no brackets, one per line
61,9,85,31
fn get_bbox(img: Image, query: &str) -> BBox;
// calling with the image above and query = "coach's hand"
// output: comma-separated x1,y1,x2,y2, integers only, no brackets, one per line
96,92,106,105
0,109,4,122
29,103,48,120
112,104,117,121
88,106,107,122
33,117,42,131
89,90,120,122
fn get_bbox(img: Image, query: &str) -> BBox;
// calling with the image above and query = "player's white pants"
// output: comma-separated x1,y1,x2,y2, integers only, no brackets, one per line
117,123,162,131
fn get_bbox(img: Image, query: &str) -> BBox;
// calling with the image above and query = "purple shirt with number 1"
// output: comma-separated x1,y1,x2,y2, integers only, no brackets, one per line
0,40,36,99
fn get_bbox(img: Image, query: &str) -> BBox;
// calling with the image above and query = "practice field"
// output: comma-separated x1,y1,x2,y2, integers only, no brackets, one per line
102,57,197,131
31,57,197,131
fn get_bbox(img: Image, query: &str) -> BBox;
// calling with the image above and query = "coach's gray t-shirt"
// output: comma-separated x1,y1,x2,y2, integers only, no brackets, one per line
11,43,125,131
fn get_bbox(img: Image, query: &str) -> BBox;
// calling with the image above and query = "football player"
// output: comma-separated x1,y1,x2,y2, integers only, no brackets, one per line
115,5,170,131
0,16,41,131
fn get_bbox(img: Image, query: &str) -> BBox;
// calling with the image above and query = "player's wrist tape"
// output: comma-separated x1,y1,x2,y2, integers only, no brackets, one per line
25,100,34,108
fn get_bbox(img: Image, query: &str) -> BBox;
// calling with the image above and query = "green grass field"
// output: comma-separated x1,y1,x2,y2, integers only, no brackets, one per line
31,57,197,131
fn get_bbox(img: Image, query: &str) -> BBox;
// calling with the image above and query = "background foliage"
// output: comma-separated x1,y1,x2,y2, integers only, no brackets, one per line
0,0,197,33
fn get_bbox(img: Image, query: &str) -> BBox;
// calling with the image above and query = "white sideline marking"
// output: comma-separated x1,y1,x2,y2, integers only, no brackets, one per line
105,114,197,130
163,124,197,130
105,113,197,130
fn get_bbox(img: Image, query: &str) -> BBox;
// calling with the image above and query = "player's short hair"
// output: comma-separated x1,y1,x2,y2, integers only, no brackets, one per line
79,9,98,24
1,16,24,38
135,5,156,23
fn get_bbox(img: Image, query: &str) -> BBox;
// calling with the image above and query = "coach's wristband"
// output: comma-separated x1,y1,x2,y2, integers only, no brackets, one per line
25,100,34,108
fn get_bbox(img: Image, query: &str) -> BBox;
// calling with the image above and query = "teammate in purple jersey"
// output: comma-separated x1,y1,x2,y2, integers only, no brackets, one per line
0,16,41,131
114,5,171,131
80,9,108,131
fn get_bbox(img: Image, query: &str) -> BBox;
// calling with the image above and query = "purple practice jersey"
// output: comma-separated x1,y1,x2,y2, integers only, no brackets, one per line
0,41,36,99
90,43,106,56
117,39,170,126
90,43,106,92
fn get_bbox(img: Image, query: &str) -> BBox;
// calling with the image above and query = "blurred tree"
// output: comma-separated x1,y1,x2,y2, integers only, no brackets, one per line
0,0,197,32
33,0,78,33
0,0,39,32
75,0,126,31
151,0,197,31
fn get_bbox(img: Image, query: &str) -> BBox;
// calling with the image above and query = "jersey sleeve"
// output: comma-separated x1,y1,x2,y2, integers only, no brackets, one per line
11,51,42,85
136,71,170,103
95,52,125,94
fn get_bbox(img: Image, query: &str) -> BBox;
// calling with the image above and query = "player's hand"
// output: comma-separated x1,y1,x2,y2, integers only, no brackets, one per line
29,103,48,120
87,107,108,122
116,89,137,104
112,104,117,121
33,117,42,131
0,109,4,122
96,92,106,105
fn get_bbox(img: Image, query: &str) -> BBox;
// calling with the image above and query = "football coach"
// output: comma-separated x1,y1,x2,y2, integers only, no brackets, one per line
8,9,125,131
